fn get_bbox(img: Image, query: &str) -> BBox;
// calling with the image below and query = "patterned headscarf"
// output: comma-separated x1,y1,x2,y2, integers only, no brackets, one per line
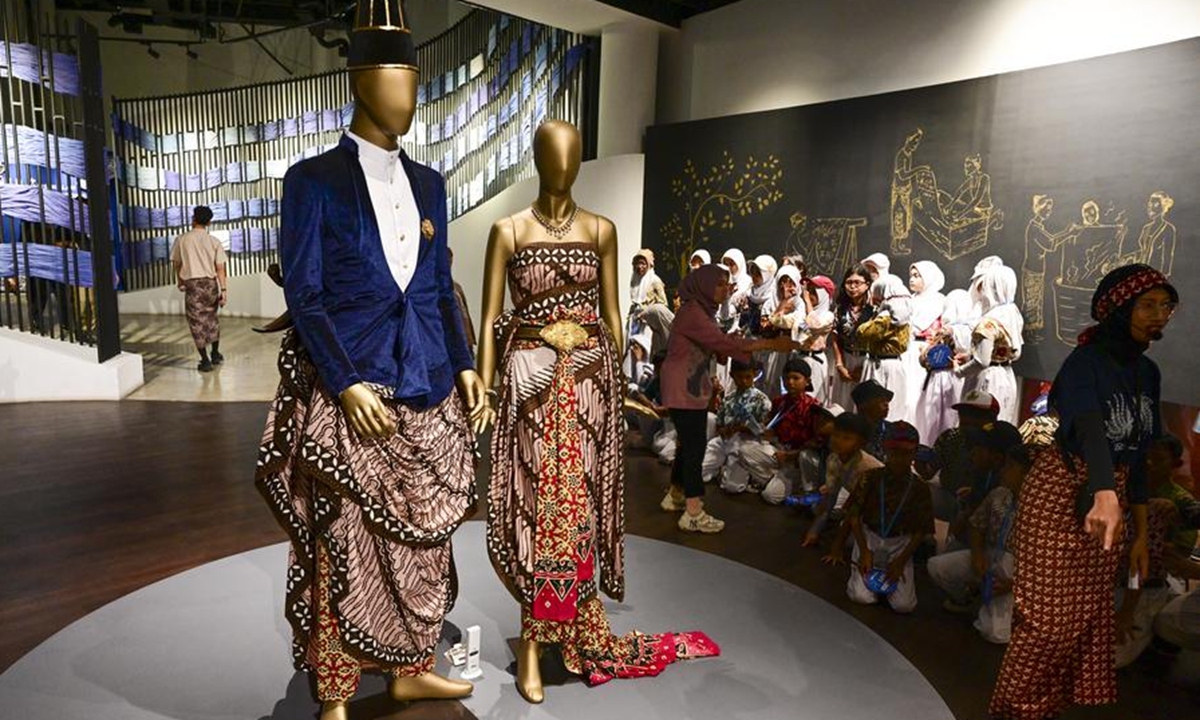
1080,263,1177,346
679,264,729,316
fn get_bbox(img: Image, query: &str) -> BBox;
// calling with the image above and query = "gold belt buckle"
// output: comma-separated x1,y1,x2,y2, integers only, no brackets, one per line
539,320,588,353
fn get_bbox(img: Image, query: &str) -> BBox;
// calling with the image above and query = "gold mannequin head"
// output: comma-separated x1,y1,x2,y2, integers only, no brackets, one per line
346,0,419,149
534,120,581,195
350,68,419,145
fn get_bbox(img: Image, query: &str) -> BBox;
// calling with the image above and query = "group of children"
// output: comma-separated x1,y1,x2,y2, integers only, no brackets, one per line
626,252,1197,656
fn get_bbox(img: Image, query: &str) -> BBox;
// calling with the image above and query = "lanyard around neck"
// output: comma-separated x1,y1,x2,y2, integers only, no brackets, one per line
880,476,914,538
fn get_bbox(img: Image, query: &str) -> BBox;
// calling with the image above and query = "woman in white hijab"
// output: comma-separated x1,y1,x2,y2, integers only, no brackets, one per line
628,248,674,357
689,248,712,271
719,248,753,332
914,289,971,444
857,273,912,421
748,254,779,320
955,265,1024,424
794,275,837,404
861,252,892,282
760,264,806,397
901,260,946,423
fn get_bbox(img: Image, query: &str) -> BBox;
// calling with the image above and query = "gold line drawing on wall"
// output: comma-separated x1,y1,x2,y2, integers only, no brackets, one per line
1048,198,1129,345
786,211,868,278
1111,191,1177,276
660,152,785,279
1020,195,1075,333
890,128,1004,260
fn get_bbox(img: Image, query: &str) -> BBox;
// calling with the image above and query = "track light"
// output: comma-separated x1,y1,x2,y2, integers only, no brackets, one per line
186,47,199,59
146,44,160,59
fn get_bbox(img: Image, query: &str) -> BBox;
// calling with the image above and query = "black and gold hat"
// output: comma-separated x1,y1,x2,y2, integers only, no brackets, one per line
348,0,418,71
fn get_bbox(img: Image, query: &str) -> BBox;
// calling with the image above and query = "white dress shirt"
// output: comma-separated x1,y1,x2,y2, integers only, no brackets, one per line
348,131,421,292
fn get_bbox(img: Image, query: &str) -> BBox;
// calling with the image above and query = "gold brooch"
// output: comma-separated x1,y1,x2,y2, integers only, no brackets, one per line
539,320,588,353
421,219,435,241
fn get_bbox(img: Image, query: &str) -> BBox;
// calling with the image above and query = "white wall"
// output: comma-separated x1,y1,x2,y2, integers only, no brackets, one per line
448,154,646,332
597,23,660,157
659,0,1200,123
118,271,286,319
0,328,144,402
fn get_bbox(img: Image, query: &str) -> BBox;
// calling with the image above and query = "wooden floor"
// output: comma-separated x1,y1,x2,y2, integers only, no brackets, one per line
0,401,1193,719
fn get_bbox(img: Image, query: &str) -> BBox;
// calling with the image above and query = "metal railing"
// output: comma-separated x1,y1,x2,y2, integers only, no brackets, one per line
0,1,118,360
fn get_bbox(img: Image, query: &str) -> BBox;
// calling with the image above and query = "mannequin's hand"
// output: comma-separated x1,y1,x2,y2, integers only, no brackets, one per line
340,383,396,440
456,370,491,433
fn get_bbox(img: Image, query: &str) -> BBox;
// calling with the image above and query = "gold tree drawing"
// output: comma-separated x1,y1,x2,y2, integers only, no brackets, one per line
660,152,785,279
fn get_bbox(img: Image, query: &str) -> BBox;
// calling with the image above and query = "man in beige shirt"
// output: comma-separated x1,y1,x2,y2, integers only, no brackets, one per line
170,205,228,371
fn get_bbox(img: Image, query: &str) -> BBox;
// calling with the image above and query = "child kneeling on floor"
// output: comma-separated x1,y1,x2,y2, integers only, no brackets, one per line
757,357,824,504
927,442,1030,642
803,411,883,549
845,421,934,613
703,358,774,493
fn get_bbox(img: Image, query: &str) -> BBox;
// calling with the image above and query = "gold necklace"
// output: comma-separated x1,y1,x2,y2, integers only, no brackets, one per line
530,202,578,240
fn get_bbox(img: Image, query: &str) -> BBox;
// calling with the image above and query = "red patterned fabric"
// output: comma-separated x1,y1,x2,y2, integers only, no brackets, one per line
990,449,1128,719
523,598,720,686
531,307,597,622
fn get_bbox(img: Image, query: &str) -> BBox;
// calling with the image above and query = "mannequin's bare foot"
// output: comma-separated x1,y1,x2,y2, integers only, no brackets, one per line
319,700,348,720
516,638,544,704
388,672,473,702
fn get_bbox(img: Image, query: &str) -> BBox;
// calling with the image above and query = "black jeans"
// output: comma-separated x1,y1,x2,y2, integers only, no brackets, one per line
669,408,708,499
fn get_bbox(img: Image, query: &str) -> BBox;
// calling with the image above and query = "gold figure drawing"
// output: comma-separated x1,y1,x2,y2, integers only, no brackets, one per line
786,211,868,278
1019,190,1177,345
660,152,785,278
890,128,1004,260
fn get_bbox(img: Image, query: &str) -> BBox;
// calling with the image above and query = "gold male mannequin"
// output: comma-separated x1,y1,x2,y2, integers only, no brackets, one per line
473,120,623,703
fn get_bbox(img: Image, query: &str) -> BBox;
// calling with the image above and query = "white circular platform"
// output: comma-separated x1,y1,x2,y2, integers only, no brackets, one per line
0,522,953,720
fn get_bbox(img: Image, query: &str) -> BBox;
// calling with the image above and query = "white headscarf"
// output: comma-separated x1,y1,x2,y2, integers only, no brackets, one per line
909,260,946,334
721,248,752,295
749,254,779,308
871,273,912,324
630,249,663,305
770,265,805,326
862,252,891,278
971,265,1024,352
942,289,975,351
689,249,712,267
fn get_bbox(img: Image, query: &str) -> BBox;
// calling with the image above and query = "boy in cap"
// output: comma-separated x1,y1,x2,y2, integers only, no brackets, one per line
931,389,1000,523
846,421,934,613
851,379,893,462
947,420,1023,547
755,357,824,503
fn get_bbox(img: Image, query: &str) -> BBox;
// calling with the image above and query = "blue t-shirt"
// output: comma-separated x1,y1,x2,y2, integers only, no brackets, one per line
1050,343,1160,503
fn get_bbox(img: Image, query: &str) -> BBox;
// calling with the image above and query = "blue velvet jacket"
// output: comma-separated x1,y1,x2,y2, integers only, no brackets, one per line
279,134,473,408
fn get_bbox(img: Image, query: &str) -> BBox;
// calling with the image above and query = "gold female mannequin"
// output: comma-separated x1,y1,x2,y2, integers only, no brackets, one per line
473,121,622,703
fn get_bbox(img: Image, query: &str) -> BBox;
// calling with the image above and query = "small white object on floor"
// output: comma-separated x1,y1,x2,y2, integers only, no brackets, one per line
461,625,483,680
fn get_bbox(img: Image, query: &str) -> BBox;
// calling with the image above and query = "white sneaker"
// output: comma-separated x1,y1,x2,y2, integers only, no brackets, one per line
678,509,725,533
660,490,685,512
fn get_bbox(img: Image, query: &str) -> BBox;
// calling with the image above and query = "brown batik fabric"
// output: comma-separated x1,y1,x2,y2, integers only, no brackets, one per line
486,242,626,610
183,277,220,349
256,332,476,694
990,448,1129,720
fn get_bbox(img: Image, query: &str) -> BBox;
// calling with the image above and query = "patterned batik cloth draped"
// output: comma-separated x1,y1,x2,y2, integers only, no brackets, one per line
256,332,476,693
487,242,719,685
183,277,220,349
989,449,1129,720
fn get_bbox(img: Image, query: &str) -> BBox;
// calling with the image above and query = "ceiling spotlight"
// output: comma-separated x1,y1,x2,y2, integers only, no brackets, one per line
146,44,160,59
186,47,199,60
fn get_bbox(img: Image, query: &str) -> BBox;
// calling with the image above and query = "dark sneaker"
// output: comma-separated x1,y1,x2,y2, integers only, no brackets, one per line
210,350,224,365
198,359,214,372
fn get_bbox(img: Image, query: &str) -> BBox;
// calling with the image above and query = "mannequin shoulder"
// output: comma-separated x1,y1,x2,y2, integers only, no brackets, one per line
575,208,617,249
